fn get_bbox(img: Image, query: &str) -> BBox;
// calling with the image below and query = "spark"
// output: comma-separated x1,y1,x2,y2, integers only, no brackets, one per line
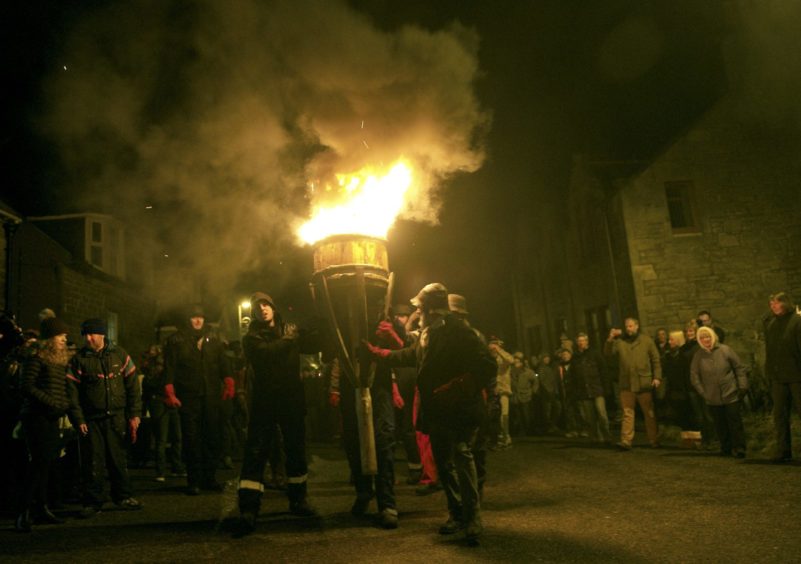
361,120,364,129
362,140,369,149
63,65,67,71
145,205,153,209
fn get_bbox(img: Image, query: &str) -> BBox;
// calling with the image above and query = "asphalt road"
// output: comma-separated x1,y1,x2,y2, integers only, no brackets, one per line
2,437,799,563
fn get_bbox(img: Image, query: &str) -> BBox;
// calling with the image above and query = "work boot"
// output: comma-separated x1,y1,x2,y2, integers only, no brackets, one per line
36,505,65,524
378,508,399,529
78,505,101,519
233,511,257,538
116,498,143,511
438,515,464,535
14,510,32,533
465,516,483,545
289,498,319,518
351,494,373,516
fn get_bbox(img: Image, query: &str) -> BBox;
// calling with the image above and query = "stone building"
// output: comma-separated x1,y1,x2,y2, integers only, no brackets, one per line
0,201,23,313
7,213,157,356
515,93,801,385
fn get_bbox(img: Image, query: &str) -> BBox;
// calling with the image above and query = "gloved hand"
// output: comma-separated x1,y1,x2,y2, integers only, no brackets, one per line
363,340,391,359
282,323,299,341
328,391,341,408
376,321,404,349
222,377,236,400
164,384,182,408
392,381,405,409
128,417,140,444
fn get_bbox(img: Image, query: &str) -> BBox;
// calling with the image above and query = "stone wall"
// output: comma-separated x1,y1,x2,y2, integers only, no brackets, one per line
620,95,801,377
59,264,156,358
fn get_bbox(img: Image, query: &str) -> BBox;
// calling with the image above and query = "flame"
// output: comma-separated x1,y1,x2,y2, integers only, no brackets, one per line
299,160,413,244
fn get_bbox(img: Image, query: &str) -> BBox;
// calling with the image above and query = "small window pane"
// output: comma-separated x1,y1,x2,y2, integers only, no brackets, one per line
92,221,103,243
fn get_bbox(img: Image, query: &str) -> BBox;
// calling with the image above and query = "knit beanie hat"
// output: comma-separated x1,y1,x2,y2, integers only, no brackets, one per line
80,318,107,336
40,317,69,340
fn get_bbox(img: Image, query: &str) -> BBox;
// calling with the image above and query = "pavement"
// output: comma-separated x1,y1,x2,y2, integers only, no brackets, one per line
2,436,800,563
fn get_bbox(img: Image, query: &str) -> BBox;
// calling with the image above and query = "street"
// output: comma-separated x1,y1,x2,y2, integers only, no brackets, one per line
2,437,799,563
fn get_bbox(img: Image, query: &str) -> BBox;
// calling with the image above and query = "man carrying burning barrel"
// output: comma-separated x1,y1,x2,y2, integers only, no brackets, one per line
366,282,496,544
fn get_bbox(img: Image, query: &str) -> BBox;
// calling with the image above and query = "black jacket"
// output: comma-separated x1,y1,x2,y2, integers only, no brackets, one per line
164,328,229,399
21,354,70,418
67,343,141,424
571,348,607,399
764,311,801,383
387,313,496,433
243,316,312,416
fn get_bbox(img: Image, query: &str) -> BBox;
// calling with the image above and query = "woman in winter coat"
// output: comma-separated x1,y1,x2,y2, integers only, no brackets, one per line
690,326,748,458
15,317,72,532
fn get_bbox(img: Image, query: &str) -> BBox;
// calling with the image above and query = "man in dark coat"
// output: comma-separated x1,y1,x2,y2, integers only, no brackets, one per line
67,318,142,516
572,333,612,443
764,292,801,463
163,305,234,495
236,292,318,536
367,283,496,545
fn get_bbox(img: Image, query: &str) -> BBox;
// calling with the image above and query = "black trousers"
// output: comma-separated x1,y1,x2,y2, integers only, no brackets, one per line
708,402,746,454
180,394,221,487
20,413,62,511
430,422,480,526
341,381,396,511
772,381,801,457
82,414,133,506
238,407,309,514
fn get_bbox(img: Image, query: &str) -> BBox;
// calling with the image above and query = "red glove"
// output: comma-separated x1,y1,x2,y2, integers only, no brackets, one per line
222,377,235,401
376,321,404,349
329,391,341,408
365,341,392,359
164,384,182,408
128,417,139,444
392,381,405,410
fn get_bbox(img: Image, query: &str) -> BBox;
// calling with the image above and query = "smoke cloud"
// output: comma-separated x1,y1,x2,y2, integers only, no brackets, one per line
40,0,488,301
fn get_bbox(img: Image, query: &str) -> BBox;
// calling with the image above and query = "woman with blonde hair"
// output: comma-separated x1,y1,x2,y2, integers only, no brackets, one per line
690,326,748,458
15,317,72,532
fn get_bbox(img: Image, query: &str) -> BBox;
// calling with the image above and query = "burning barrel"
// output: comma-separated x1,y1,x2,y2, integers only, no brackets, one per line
310,234,394,475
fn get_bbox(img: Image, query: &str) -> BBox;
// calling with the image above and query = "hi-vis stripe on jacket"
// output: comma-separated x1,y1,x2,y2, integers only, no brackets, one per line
67,342,141,424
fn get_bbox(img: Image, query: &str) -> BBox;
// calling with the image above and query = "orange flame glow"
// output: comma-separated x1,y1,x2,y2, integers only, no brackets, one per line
299,160,413,244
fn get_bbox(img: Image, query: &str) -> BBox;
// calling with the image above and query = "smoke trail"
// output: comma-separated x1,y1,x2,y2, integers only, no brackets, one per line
40,0,489,297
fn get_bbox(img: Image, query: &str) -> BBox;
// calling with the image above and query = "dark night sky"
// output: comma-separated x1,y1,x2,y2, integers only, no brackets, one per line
1,1,734,344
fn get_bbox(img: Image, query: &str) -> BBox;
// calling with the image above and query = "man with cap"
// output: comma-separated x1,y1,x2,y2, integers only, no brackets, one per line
66,318,142,516
163,305,234,495
366,283,496,545
235,292,318,536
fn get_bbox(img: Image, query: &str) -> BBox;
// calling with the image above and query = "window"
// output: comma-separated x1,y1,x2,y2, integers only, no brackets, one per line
664,181,699,234
84,217,126,279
